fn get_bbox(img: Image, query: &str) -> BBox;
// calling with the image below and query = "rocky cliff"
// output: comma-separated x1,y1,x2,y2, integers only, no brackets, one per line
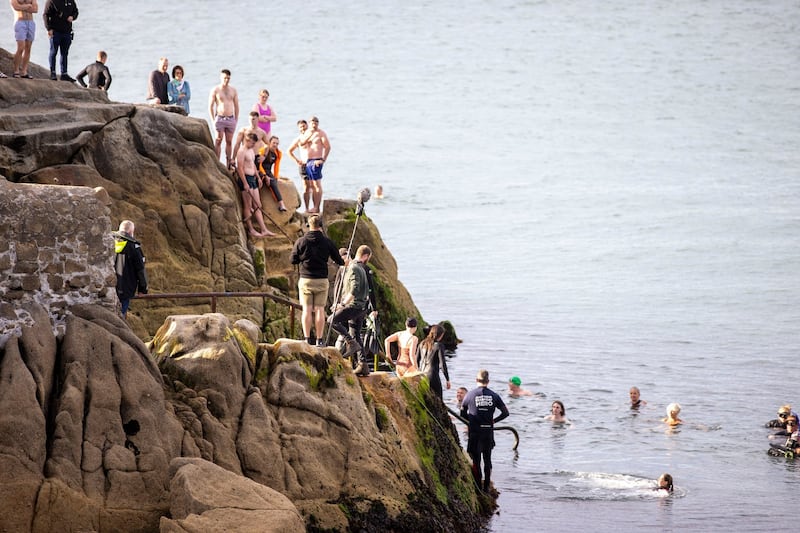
0,303,485,532
0,46,421,340
0,49,485,532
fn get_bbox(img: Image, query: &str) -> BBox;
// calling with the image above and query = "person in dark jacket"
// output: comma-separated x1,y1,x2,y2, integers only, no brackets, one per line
290,215,344,346
329,245,372,376
147,57,170,104
114,220,148,317
43,0,78,81
76,50,111,90
461,369,509,492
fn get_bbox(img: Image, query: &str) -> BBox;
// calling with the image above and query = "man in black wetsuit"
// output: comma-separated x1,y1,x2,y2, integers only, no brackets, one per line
461,369,509,492
76,50,111,90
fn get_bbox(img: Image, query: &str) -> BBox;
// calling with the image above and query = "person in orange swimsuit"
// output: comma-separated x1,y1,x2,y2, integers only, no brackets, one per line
384,317,419,376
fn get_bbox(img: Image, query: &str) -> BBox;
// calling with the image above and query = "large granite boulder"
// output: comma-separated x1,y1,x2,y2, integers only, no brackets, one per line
160,458,305,533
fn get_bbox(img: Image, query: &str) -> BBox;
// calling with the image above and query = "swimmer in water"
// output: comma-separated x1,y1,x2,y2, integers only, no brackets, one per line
455,386,468,409
629,386,647,409
766,404,793,435
663,403,683,426
545,400,570,424
508,376,533,398
657,473,673,492
375,184,384,198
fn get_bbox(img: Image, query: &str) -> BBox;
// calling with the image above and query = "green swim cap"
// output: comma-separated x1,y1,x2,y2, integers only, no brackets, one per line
510,376,521,386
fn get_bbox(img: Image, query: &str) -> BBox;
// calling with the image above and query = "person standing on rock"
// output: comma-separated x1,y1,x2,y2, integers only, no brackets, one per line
287,119,311,212
114,220,148,318
231,111,269,166
291,215,344,346
147,57,169,104
416,324,451,398
208,68,239,170
167,64,190,113
76,50,111,90
43,0,78,81
461,369,509,493
297,116,330,213
11,0,38,79
329,245,372,376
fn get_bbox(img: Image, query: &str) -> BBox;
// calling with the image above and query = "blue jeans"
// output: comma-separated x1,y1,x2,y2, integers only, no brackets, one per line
49,31,72,74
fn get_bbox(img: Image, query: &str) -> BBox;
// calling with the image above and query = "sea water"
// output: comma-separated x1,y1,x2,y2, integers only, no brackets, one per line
3,0,798,530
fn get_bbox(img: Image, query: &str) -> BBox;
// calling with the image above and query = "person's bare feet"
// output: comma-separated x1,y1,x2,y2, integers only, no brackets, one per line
259,229,277,237
249,228,262,237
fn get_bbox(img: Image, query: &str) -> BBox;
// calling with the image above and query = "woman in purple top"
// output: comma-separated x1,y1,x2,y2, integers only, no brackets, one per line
252,89,277,138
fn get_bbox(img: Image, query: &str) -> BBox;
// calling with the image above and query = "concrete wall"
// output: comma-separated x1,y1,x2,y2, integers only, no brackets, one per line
0,179,116,344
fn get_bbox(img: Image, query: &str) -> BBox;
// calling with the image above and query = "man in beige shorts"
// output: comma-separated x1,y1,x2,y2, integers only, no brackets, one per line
290,215,344,346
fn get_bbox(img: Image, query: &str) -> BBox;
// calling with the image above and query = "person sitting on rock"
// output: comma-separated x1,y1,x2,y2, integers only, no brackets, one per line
234,133,274,238
257,135,288,212
384,317,419,377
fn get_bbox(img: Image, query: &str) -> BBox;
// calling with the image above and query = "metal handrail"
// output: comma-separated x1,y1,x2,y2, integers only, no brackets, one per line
447,405,520,451
134,291,302,336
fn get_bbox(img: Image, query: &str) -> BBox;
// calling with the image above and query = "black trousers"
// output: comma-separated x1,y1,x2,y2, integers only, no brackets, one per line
329,305,368,361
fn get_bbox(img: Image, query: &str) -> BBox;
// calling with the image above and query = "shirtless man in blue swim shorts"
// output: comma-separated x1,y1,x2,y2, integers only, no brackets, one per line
298,116,331,213
288,119,312,212
209,69,239,169
11,0,38,78
235,133,274,238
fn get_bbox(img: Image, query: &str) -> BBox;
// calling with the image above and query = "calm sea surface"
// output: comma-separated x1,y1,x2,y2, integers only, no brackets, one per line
4,0,799,530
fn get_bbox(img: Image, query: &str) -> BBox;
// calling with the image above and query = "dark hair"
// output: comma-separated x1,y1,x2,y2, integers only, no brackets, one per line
297,119,308,126
660,473,674,492
405,317,417,328
221,68,231,76
552,400,566,416
172,65,184,77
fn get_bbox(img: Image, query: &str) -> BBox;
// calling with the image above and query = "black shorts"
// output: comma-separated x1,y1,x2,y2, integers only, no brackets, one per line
467,428,495,454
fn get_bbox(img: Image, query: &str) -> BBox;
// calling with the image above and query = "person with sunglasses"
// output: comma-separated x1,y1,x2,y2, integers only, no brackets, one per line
765,404,793,431
769,414,800,458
